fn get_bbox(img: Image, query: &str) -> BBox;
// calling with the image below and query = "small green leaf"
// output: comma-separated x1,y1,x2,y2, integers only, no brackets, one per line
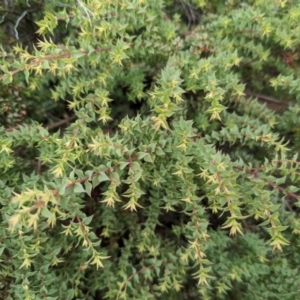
144,153,154,163
0,247,5,256
119,161,129,170
58,184,66,196
98,172,110,182
137,152,148,160
2,74,12,85
74,183,85,194
41,207,54,218
85,181,92,197
83,215,93,225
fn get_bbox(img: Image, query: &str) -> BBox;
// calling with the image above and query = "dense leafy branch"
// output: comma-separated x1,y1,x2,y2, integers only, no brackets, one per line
1,0,300,299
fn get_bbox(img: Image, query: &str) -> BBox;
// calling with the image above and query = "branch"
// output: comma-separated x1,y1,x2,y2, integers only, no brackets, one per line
46,115,77,130
266,180,299,200
14,10,28,40
245,90,291,107
0,47,111,81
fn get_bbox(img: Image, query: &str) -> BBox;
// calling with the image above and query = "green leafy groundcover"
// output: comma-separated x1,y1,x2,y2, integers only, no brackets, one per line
1,0,300,299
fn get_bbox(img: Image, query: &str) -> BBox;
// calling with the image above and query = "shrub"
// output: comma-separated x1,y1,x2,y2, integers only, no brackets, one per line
1,0,300,299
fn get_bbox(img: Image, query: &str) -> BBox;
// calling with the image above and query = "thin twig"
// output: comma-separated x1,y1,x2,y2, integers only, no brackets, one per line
284,199,293,213
266,180,299,200
46,115,77,131
14,10,29,40
4,115,76,133
36,159,42,175
245,90,291,106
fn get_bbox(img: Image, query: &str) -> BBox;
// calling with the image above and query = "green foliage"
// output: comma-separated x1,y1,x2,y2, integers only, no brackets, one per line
1,0,300,299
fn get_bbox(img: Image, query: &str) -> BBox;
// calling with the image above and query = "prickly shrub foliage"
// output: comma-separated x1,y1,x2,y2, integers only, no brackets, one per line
1,0,300,299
